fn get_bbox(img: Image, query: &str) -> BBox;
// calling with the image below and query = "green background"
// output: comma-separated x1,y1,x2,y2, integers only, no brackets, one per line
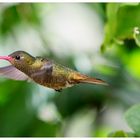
0,3,140,137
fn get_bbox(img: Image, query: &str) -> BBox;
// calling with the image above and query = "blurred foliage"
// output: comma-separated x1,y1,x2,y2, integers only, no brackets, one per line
0,4,40,36
125,104,140,137
0,2,140,137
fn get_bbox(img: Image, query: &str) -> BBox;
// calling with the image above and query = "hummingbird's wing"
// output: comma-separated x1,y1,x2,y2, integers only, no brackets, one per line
31,61,53,78
0,65,29,81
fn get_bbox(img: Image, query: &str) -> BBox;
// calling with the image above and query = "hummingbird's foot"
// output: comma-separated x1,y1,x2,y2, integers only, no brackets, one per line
55,89,62,92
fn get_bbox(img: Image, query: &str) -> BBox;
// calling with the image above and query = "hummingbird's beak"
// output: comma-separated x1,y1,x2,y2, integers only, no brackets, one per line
0,56,13,61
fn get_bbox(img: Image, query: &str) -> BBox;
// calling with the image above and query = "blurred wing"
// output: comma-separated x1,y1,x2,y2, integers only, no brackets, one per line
0,65,29,81
31,61,53,78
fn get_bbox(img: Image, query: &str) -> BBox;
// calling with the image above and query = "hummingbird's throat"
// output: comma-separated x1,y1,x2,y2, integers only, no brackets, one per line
0,56,13,61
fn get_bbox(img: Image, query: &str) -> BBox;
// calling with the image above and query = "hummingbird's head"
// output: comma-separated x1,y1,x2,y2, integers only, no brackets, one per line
0,51,35,71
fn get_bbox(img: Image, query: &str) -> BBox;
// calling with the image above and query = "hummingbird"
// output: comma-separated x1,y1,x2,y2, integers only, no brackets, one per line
0,51,108,92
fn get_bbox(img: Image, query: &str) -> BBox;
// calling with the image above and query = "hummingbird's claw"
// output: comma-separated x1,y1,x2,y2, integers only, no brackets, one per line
55,89,62,92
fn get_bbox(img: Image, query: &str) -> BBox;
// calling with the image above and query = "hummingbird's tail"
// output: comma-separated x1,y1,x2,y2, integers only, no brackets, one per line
80,77,108,86
72,73,108,86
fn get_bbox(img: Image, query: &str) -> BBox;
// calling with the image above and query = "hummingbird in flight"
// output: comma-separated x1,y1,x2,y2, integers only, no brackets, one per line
0,51,108,92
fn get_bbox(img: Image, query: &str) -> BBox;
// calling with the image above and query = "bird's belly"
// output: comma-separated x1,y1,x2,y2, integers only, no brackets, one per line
44,80,73,90
32,75,72,90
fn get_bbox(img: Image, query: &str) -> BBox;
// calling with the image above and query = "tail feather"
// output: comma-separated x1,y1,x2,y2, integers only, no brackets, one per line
72,73,108,86
80,77,108,86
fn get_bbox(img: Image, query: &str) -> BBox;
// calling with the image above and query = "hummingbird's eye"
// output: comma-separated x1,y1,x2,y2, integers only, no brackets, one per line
15,55,20,60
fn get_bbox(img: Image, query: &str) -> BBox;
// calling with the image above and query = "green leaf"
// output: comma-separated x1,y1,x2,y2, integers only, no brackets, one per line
108,130,128,137
102,3,120,49
102,3,140,50
116,4,140,39
133,27,140,47
125,104,140,136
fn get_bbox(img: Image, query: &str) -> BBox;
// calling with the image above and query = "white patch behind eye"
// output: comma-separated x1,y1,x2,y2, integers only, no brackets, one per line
20,56,24,59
